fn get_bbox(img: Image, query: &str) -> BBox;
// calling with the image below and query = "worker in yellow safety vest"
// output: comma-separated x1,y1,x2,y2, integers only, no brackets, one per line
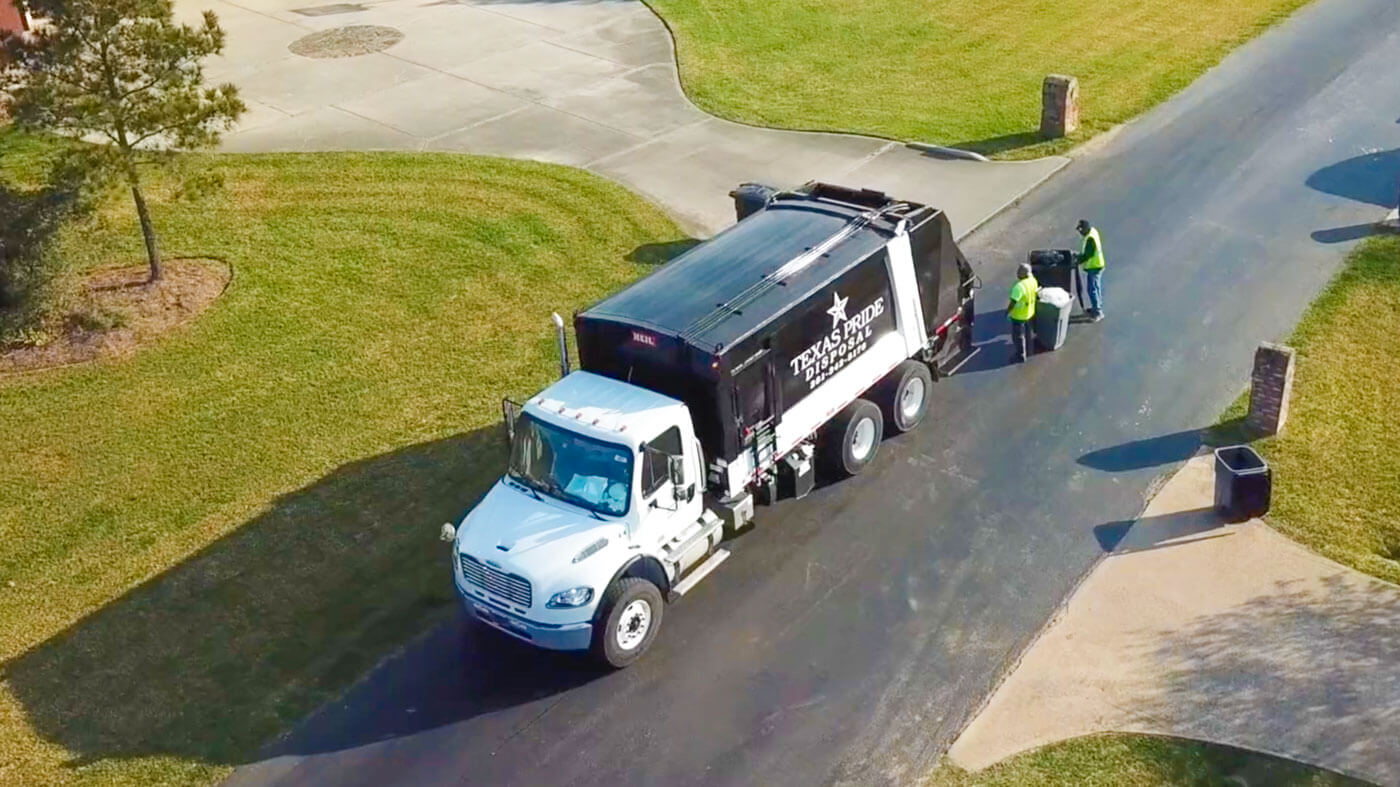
1076,219,1106,321
1006,262,1039,363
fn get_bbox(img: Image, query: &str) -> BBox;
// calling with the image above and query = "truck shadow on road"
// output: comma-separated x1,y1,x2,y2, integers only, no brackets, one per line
1306,147,1399,244
3,425,603,772
1305,147,1400,207
954,308,1091,375
256,614,606,764
946,309,1018,375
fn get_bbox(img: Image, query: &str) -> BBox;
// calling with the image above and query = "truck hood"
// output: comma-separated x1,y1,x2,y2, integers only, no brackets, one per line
459,481,624,562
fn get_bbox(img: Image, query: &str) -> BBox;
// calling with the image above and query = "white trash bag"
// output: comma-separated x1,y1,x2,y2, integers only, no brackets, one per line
1038,286,1073,308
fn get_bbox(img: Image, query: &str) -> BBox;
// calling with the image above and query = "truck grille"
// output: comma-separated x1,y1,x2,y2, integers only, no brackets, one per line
460,553,532,608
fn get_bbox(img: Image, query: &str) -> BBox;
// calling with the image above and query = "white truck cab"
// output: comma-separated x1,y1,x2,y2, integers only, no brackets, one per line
448,371,724,667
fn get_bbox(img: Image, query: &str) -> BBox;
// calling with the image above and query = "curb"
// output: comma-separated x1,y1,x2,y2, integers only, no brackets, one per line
905,142,991,162
954,156,1071,242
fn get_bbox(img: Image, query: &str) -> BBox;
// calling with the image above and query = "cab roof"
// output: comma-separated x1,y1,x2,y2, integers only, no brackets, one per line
527,371,684,446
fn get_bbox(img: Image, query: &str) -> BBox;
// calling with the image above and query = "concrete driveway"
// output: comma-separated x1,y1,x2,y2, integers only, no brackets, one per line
180,0,1066,236
950,455,1400,786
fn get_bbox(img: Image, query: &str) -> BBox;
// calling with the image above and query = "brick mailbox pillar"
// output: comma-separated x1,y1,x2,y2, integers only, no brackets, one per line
1040,75,1079,139
1247,342,1296,436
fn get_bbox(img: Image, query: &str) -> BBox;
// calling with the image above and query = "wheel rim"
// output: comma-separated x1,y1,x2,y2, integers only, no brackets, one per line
615,599,652,651
850,416,876,462
899,377,926,421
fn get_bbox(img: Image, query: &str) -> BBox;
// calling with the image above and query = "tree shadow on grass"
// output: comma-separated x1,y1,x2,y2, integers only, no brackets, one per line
3,424,602,771
1030,731,1374,785
626,238,700,266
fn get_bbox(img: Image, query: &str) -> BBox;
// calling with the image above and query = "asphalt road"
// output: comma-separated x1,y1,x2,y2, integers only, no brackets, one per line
228,1,1400,784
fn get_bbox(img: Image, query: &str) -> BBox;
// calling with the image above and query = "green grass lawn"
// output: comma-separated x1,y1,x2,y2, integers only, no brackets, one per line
646,0,1310,158
0,136,683,784
928,733,1368,786
1216,236,1400,585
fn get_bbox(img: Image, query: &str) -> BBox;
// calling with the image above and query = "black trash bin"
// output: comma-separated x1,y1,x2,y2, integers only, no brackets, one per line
729,182,778,222
1027,248,1076,293
1213,445,1271,522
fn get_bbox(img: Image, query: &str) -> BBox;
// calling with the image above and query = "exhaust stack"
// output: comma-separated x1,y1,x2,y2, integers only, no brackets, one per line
551,312,570,378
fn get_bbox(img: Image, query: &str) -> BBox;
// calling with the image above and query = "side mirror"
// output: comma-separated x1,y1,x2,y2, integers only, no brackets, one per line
667,455,685,486
502,398,521,445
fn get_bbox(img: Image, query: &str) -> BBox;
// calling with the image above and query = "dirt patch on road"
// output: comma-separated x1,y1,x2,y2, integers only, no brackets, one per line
0,258,231,375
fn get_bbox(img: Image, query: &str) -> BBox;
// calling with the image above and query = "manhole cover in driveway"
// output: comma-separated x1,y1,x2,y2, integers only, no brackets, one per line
289,25,403,58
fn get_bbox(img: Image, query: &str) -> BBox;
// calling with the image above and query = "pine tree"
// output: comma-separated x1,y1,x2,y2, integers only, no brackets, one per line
3,0,244,281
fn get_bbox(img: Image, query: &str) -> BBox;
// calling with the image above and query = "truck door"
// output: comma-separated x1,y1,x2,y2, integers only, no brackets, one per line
638,425,703,545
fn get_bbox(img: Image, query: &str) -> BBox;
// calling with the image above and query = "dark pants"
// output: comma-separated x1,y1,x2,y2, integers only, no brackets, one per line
1010,318,1032,361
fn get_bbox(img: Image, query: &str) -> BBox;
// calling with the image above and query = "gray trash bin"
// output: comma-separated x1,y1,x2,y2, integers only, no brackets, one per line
1034,286,1072,351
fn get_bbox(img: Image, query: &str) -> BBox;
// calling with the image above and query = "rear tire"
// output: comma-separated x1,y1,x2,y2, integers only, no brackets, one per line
819,398,883,478
590,577,663,669
874,360,933,434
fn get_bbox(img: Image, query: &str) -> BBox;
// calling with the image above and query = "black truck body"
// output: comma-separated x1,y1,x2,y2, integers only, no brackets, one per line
575,183,975,498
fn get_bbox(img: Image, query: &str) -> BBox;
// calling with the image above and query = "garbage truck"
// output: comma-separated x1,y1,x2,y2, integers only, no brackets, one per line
441,182,979,667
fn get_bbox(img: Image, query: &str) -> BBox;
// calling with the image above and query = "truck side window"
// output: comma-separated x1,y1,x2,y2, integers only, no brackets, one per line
641,426,684,497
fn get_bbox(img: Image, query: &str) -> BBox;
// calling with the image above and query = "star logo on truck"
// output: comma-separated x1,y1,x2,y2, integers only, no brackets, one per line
826,291,849,329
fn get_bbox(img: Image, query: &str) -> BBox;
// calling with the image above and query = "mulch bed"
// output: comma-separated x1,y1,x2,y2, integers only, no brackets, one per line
0,258,231,375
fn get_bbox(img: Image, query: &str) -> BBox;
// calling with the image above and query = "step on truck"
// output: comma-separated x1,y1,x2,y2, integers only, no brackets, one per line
441,183,978,668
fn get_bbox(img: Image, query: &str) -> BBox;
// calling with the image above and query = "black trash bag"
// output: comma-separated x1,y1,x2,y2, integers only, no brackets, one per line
1027,248,1076,293
1027,248,1075,268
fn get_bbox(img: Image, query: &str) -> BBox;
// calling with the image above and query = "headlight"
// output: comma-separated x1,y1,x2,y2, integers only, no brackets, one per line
546,586,594,608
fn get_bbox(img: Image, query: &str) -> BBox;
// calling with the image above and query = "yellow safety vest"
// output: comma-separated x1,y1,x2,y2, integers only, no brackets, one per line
1082,227,1106,271
1009,275,1039,322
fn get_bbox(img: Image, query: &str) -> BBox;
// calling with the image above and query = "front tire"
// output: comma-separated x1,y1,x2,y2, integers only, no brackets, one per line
874,360,934,434
591,577,664,669
820,398,883,478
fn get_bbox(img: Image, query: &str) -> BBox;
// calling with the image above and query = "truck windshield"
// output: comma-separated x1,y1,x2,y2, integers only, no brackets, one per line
508,412,632,517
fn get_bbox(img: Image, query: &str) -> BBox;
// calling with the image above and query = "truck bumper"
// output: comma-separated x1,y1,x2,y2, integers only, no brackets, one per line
455,579,593,651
